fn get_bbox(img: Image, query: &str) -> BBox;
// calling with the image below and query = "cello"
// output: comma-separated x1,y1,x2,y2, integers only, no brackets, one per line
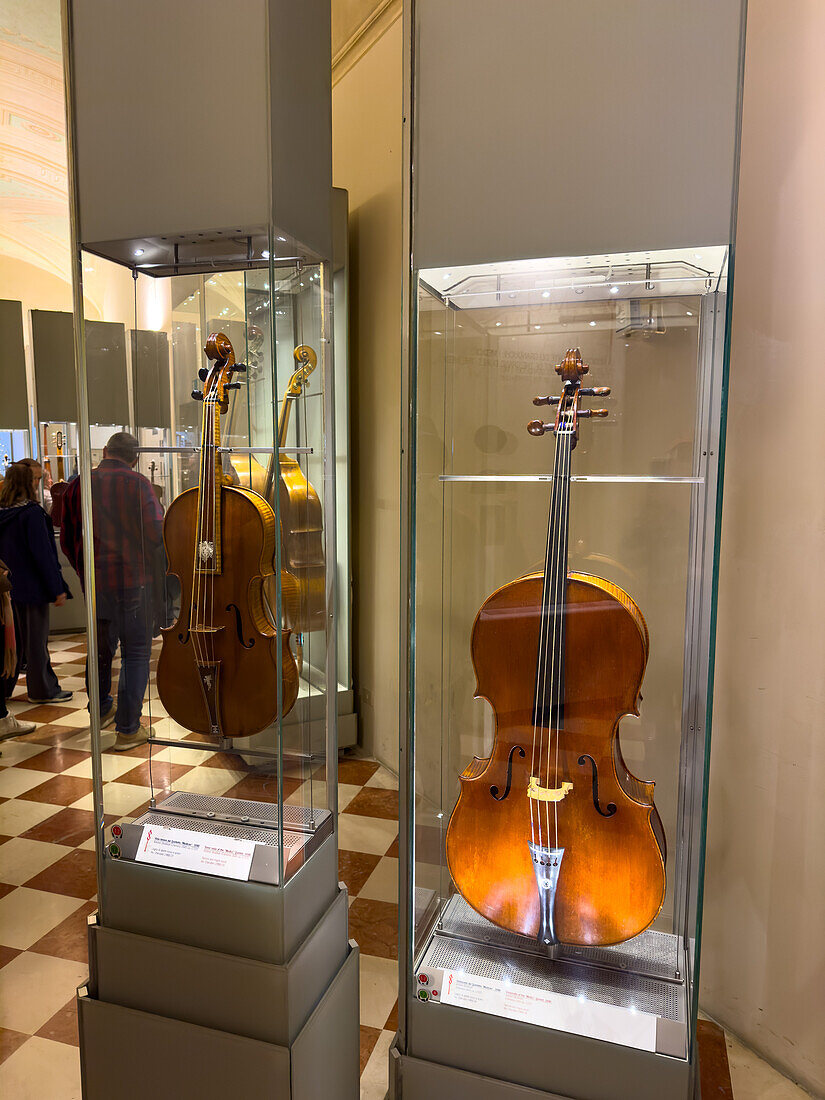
156,333,299,738
445,349,666,948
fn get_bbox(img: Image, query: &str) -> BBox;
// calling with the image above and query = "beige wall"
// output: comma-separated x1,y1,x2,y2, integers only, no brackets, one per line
331,5,403,768
701,2,825,1095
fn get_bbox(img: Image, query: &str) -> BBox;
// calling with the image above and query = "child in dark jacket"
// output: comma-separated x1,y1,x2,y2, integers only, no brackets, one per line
0,463,72,709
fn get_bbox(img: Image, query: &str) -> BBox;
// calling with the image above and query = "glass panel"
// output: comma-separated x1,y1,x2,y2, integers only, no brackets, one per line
73,240,336,891
409,246,727,1057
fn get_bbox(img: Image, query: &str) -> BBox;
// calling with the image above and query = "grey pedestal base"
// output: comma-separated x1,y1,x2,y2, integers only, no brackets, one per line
391,999,695,1100
80,837,358,1097
78,943,359,1100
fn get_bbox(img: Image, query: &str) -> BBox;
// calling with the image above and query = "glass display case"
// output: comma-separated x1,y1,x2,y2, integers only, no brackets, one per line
400,245,730,1096
71,231,340,892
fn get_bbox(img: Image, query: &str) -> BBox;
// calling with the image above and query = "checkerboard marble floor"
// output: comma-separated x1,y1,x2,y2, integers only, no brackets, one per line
0,633,398,1100
0,636,813,1100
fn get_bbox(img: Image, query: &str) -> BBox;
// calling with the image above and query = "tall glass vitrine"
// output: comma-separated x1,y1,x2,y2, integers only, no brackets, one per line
399,243,732,1099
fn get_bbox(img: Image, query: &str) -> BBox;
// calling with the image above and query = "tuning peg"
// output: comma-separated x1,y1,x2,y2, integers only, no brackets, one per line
577,408,609,419
233,362,247,373
191,390,204,401
527,420,554,436
533,395,561,407
225,382,242,391
198,367,208,382
579,386,611,397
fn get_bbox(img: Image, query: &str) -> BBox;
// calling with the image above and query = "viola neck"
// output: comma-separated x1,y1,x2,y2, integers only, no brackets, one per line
196,394,222,574
533,427,573,729
277,390,297,450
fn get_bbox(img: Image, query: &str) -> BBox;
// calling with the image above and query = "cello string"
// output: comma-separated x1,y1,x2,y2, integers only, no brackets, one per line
541,390,568,852
553,403,573,850
545,403,568,851
532,394,564,850
530,418,558,851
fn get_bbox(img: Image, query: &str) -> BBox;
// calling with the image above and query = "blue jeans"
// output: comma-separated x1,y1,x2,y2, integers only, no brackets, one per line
87,587,152,736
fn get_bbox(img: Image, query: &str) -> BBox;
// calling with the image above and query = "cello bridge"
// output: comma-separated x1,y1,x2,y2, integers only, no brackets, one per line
527,776,573,803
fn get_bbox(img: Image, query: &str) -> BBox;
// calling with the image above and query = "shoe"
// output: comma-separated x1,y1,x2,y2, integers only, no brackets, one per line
27,690,73,704
113,730,149,752
99,703,116,730
0,714,38,741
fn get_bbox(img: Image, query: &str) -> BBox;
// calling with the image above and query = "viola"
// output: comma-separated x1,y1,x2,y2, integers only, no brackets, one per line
156,333,298,738
232,346,326,664
445,349,666,947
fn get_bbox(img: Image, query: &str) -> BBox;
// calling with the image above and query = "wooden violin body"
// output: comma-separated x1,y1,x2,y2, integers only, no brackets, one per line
445,348,666,948
446,571,665,947
156,332,298,739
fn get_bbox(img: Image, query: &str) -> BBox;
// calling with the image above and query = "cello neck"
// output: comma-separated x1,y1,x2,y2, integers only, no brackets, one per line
533,421,574,730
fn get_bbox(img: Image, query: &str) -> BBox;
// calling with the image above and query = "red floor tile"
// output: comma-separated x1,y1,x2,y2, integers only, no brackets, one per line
17,723,84,746
0,1027,29,1065
339,849,381,896
0,882,16,901
13,704,77,724
36,998,80,1047
117,760,193,787
343,787,399,821
28,900,97,963
14,747,89,773
347,899,399,960
21,808,100,847
0,945,21,969
18,774,94,806
24,848,98,899
337,758,380,785
385,1000,398,1031
360,1024,381,1073
221,773,303,802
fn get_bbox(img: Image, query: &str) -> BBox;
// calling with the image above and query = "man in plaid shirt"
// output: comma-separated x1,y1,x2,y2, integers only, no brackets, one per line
61,432,163,750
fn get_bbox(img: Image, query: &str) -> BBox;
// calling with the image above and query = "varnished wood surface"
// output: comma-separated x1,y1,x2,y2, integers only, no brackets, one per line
697,1020,735,1099
157,485,299,738
446,570,666,947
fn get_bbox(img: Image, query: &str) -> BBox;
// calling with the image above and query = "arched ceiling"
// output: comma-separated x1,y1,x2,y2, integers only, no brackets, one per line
0,0,70,285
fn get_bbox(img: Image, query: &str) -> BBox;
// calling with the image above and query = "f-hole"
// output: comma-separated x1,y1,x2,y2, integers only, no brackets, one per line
578,754,617,817
226,603,255,649
177,628,190,645
491,745,526,801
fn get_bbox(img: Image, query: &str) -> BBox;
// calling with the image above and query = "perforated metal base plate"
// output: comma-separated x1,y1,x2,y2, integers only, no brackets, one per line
414,895,687,1049
439,895,682,982
108,792,333,886
154,791,329,834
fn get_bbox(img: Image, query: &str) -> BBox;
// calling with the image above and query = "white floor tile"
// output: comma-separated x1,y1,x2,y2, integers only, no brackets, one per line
359,954,398,1029
360,1029,394,1100
0,1036,82,1100
365,765,399,790
0,767,56,799
0,799,60,837
359,857,398,904
0,951,88,1032
0,837,73,885
338,814,398,856
0,740,50,767
0,887,84,949
726,1032,813,1100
